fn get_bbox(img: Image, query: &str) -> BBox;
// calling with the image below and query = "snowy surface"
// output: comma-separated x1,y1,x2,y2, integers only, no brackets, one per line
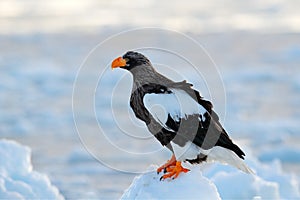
203,156,300,199
122,153,300,200
121,165,221,200
0,139,64,199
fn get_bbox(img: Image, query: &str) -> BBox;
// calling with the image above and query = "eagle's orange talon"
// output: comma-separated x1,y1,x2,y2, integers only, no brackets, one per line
160,161,190,180
157,154,176,174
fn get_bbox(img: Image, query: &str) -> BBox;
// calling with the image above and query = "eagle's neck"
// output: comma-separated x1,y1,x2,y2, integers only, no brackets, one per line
130,65,173,92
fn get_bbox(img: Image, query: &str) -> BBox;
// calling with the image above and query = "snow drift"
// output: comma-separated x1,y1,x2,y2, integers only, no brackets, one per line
121,156,300,200
0,139,64,199
121,165,221,200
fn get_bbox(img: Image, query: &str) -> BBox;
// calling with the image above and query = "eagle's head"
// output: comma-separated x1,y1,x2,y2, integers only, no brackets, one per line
111,51,151,71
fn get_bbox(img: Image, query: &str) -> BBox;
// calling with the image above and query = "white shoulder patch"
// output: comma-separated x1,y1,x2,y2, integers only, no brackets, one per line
143,89,207,128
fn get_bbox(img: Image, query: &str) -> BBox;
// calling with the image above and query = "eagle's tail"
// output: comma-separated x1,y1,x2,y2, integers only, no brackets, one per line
228,143,245,160
206,146,254,174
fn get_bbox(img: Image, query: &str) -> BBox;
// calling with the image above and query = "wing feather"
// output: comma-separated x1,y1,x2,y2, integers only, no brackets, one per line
134,81,245,159
143,88,208,131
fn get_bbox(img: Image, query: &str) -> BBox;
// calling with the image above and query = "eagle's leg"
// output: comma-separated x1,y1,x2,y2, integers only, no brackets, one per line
157,154,176,174
160,161,190,180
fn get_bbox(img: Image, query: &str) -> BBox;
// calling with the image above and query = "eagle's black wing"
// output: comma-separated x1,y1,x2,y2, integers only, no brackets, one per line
130,81,245,159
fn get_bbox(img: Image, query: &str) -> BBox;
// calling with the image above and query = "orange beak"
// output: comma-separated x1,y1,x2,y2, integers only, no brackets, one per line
111,57,127,69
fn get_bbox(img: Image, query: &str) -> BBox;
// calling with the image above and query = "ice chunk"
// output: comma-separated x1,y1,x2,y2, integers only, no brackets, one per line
121,165,220,200
0,139,64,199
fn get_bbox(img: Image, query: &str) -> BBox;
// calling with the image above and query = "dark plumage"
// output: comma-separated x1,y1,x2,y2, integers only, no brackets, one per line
111,51,253,178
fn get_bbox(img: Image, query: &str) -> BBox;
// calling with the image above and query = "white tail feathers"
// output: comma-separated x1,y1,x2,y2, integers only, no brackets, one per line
205,146,255,174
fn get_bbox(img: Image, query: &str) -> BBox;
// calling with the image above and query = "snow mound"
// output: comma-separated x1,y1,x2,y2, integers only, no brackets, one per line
122,158,300,200
0,139,64,199
121,165,221,200
204,155,300,199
